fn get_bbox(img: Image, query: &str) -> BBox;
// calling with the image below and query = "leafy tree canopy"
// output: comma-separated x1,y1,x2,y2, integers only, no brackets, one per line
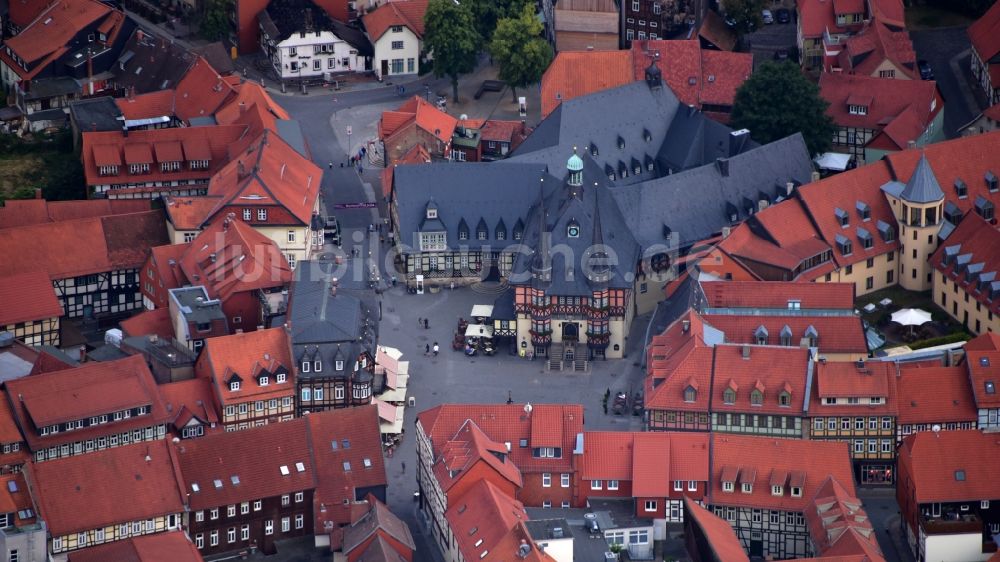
423,0,481,101
721,0,763,34
199,0,232,41
489,5,553,101
731,61,836,156
466,0,533,42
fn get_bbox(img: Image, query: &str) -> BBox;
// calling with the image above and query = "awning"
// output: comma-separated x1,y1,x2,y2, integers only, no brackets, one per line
814,152,852,171
465,324,494,338
471,304,494,318
376,399,404,434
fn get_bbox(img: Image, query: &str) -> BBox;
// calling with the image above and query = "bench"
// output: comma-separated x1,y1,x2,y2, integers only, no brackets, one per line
474,80,505,100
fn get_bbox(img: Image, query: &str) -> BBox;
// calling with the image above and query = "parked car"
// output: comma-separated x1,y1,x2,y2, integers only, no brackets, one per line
725,14,737,27
776,8,790,23
762,9,774,24
773,48,790,61
612,392,628,416
918,60,934,80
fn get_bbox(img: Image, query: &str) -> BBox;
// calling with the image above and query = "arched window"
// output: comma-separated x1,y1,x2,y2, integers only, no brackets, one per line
750,390,763,406
683,386,697,403
723,388,736,405
779,392,791,407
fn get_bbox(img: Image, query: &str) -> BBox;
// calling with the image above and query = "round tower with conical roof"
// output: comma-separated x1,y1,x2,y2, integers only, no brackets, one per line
885,154,945,291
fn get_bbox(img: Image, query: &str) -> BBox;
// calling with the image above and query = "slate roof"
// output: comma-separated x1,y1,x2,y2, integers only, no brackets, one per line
112,29,196,95
68,96,124,133
263,0,372,55
893,153,945,203
287,260,378,382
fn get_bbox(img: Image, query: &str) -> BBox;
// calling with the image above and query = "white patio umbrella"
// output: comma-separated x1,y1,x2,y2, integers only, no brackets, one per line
891,308,932,335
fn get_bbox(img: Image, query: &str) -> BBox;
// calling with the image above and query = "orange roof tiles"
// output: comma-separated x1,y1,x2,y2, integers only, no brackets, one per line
683,498,751,562
930,214,1000,326
160,377,220,429
701,280,855,309
381,143,430,197
380,96,458,145
417,404,583,474
7,0,50,28
174,57,237,122
4,0,111,64
528,405,565,448
204,130,321,226
164,197,224,231
970,0,1000,64
27,440,185,536
0,199,150,229
5,355,170,450
307,406,387,529
698,10,737,51
116,90,177,120
582,431,632,481
363,0,428,42
837,21,916,78
197,327,294,406
704,315,866,355
124,143,154,164
176,217,291,300
631,433,672,497
173,417,315,510
0,211,167,279
67,531,204,562
445,479,532,562
120,308,174,339
895,366,978,425
540,50,633,118
710,344,813,416
0,271,62,325
710,434,856,512
645,311,715,412
962,331,1000,408
434,421,524,492
810,360,899,417
898,429,1000,503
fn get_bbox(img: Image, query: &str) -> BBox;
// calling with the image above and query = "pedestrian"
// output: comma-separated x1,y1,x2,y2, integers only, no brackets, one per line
424,318,429,329
433,342,439,356
425,343,430,355
418,317,422,328
401,461,406,473
359,166,363,175
328,162,333,169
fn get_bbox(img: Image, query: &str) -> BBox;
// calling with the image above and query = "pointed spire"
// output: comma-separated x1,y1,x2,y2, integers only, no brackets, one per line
592,182,604,248
589,182,610,283
899,152,944,204
531,177,551,283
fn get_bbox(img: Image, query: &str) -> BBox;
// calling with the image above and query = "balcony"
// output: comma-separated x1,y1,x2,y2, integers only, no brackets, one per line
920,513,983,535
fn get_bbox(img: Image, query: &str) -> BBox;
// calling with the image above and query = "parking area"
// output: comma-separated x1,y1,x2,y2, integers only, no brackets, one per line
910,27,983,137
745,12,798,69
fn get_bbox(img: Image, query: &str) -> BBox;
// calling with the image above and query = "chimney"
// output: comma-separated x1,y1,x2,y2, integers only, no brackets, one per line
682,319,690,333
210,253,217,263
741,345,750,359
811,171,820,182
79,345,87,362
729,128,750,157
520,119,526,135
907,140,917,149
34,188,42,199
239,101,246,113
715,157,729,177
721,226,731,238
786,181,795,196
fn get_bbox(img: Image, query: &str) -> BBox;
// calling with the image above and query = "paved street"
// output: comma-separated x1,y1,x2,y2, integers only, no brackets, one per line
746,17,797,69
911,27,982,137
858,489,915,562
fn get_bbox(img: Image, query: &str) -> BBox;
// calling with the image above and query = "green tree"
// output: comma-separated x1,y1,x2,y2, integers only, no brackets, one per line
489,5,553,102
467,0,533,43
731,61,836,156
199,0,232,41
721,0,763,35
423,0,481,102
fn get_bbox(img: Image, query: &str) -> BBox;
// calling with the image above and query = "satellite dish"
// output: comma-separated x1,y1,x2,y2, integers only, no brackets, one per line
524,403,533,414
932,424,942,433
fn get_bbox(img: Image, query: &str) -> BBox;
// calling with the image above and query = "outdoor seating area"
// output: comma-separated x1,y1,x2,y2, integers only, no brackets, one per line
857,289,965,348
452,306,498,356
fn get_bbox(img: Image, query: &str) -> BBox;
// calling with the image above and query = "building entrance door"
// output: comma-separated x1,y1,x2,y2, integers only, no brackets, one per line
562,322,579,342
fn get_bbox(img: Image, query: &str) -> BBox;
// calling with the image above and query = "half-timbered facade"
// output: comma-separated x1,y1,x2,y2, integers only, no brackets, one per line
0,211,168,322
175,418,316,557
895,365,978,443
196,328,296,431
807,360,899,486
288,261,378,415
4,355,170,462
964,333,1000,431
25,440,185,557
0,271,61,346
621,0,692,46
707,434,858,560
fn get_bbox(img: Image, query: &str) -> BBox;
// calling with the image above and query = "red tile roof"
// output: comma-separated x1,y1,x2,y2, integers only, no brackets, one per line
380,96,458,145
0,199,150,229
196,327,294,407
898,429,1000,503
683,497,750,562
710,344,813,416
7,0,50,29
540,50,633,118
445,479,533,562
67,531,204,562
116,90,177,121
631,432,673,497
120,308,175,339
718,203,834,278
581,431,708,490
645,311,715,412
173,416,315,510
0,271,62,325
0,473,35,528
174,57,237,122
929,214,1000,328
0,211,167,279
704,314,867,355
836,21,916,78
342,498,415,555
82,125,247,189
805,477,882,559
799,0,853,39
710,434,856,511
5,355,170,451
480,120,526,143
175,216,292,300
433,420,523,492
810,360,899,416
3,0,111,64
795,157,898,269
581,431,632,481
961,331,1000,408
363,0,428,41
26,439,185,536
701,280,855,309
204,129,321,226
417,404,583,474
164,197,225,231
895,366,978,425
820,73,942,151
307,406,387,530
698,9,737,51
970,0,1000,64
159,377,221,430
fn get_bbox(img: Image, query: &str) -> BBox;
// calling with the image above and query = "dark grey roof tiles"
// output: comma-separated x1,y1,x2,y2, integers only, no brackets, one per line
898,154,945,203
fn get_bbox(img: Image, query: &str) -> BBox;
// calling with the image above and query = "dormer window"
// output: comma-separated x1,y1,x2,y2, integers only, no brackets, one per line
835,234,852,256
495,219,506,241
617,136,625,150
742,483,753,493
750,390,763,406
955,179,968,199
313,360,322,372
683,385,697,403
276,372,286,383
302,361,311,373
877,220,895,242
987,171,998,192
780,325,792,346
754,325,768,345
458,218,469,240
791,486,802,497
335,360,344,371
643,128,652,142
723,481,734,492
589,142,598,156
259,376,269,386
230,381,240,391
835,207,849,227
476,218,488,240
779,391,791,407
723,388,736,405
771,485,783,496
848,104,868,115
856,201,870,220
975,196,995,221
805,326,818,346
513,219,524,241
857,227,873,249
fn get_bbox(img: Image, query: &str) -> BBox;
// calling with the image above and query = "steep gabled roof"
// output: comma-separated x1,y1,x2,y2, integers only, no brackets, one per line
174,57,237,122
67,531,204,562
683,497,751,562
363,0,428,41
4,0,112,65
895,366,978,425
0,271,62,325
197,327,295,407
969,0,1000,63
342,498,415,554
898,429,1000,503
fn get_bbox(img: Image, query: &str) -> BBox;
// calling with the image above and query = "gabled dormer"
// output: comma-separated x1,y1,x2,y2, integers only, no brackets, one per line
512,218,524,241
495,218,507,241
225,371,243,392
425,199,438,219
753,325,768,345
684,377,698,403
255,366,273,387
750,380,765,406
723,379,738,405
457,218,469,241
476,218,488,241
